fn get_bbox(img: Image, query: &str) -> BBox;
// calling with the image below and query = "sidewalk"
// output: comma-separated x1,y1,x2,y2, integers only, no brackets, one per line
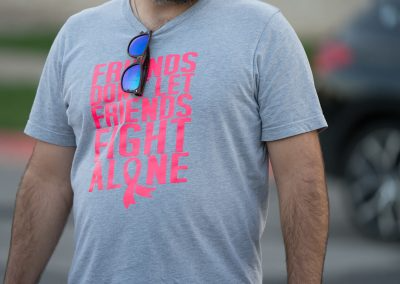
0,50,45,84
0,0,371,38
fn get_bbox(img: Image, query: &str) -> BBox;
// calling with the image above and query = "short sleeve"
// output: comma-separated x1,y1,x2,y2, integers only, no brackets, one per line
24,23,76,147
255,11,328,142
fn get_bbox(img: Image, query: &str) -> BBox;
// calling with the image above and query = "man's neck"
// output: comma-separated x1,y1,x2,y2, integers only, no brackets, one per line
131,0,197,31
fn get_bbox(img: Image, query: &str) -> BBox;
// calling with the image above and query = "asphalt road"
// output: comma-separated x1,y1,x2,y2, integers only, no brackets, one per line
1,163,399,284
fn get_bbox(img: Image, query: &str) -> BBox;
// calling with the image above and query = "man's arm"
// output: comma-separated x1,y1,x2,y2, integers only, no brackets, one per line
267,131,329,284
4,140,75,284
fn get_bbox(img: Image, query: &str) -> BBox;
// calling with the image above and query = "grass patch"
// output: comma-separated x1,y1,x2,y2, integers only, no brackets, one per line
0,32,58,53
302,40,316,62
0,85,36,130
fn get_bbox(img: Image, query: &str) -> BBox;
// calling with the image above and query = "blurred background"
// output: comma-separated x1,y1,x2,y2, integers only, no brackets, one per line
1,0,399,283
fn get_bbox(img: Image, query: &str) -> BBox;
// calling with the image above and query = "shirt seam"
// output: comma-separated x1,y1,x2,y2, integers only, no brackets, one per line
27,119,75,138
252,9,281,101
261,113,326,132
56,18,72,94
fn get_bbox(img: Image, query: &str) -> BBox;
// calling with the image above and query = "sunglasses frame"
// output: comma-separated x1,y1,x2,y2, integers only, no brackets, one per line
121,31,152,96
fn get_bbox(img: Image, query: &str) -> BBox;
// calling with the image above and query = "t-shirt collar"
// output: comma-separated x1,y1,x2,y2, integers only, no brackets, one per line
120,0,210,36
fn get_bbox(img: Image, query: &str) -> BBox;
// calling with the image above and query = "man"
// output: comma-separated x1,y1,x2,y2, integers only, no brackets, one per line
5,0,329,283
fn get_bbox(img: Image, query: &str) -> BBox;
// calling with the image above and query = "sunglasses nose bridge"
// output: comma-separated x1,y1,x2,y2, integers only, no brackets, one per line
135,54,146,64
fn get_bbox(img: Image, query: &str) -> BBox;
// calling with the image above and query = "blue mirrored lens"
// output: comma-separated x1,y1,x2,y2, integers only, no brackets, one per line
128,34,149,57
122,64,141,92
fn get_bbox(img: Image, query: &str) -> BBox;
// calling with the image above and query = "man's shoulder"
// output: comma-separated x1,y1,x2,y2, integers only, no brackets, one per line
62,0,120,33
229,0,279,14
216,0,280,25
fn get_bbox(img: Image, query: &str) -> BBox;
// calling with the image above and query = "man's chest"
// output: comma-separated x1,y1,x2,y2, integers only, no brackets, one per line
61,37,259,139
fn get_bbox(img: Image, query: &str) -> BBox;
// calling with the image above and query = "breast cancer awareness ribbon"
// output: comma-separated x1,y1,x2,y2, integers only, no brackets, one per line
123,157,156,208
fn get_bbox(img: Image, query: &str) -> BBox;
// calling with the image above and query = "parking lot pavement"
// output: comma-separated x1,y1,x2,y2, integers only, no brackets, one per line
1,161,400,283
262,178,400,284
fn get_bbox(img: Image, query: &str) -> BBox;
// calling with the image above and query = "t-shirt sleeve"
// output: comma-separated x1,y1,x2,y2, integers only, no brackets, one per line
255,11,328,142
24,23,76,147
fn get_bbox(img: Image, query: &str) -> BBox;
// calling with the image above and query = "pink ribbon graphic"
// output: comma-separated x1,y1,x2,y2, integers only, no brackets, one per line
123,158,156,208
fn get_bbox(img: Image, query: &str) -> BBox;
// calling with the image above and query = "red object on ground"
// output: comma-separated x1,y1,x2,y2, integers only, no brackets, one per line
0,130,35,165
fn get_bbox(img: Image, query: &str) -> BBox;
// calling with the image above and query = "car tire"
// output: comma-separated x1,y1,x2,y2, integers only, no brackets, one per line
343,120,400,241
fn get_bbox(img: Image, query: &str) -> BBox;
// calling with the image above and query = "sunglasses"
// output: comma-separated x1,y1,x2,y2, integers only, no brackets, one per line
121,31,152,96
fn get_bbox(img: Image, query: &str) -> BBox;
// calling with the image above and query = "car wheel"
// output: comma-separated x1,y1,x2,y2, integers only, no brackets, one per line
344,121,400,241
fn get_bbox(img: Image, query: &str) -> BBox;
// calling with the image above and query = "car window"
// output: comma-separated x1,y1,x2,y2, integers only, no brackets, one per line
379,0,400,29
351,0,400,35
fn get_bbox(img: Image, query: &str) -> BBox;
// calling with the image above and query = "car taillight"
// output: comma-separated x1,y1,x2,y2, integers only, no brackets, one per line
314,41,353,76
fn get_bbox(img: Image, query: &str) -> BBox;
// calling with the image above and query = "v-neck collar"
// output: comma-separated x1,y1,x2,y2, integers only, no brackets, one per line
121,0,211,37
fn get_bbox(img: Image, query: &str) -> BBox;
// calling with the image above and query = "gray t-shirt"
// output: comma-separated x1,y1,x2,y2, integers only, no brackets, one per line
25,0,328,283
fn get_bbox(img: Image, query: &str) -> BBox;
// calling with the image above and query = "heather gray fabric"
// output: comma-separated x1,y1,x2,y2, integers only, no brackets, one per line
24,0,328,283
